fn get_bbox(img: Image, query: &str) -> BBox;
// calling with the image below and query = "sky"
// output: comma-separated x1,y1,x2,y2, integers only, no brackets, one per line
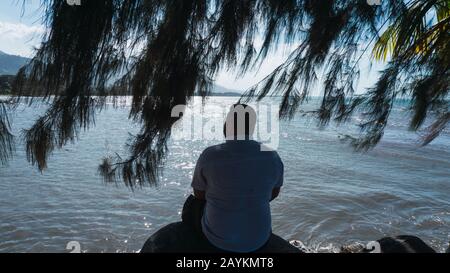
0,0,384,93
0,0,45,57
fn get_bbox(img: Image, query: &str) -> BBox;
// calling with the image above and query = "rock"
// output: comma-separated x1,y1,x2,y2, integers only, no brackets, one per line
375,235,436,253
290,240,313,253
141,222,303,253
340,242,366,253
341,235,437,253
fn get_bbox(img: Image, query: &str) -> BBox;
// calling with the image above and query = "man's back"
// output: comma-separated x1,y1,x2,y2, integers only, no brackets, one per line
192,140,284,253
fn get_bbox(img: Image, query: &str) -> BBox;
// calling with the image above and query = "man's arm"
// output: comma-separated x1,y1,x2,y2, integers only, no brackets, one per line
271,153,284,202
271,187,281,202
192,153,207,200
194,189,206,200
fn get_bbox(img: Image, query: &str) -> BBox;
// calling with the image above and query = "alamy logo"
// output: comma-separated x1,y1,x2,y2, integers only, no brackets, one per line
366,241,382,253
66,241,82,253
171,102,280,151
66,0,81,6
367,0,381,6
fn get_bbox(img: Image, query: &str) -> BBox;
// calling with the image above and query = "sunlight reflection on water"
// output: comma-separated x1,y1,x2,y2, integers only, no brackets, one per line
0,97,449,253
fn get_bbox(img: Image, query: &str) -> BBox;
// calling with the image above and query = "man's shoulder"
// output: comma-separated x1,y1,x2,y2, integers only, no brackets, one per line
258,146,283,167
199,144,227,159
199,142,283,163
259,144,280,155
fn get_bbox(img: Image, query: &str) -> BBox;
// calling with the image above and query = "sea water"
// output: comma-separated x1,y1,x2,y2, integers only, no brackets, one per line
0,97,449,253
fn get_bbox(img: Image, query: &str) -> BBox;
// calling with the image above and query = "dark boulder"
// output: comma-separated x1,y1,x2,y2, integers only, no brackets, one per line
375,235,436,253
341,235,437,253
141,222,302,253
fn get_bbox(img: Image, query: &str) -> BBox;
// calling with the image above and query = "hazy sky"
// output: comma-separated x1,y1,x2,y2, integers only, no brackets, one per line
0,0,44,56
0,0,384,93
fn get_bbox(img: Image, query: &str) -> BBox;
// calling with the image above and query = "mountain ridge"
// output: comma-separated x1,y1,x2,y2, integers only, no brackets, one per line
0,50,243,95
0,50,29,76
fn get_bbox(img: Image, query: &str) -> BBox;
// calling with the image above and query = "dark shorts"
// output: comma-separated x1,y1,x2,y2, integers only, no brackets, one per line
141,195,302,253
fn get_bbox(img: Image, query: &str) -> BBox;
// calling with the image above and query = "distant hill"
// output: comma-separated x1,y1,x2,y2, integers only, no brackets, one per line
0,50,244,96
207,85,243,97
214,85,242,94
0,75,15,95
0,51,29,76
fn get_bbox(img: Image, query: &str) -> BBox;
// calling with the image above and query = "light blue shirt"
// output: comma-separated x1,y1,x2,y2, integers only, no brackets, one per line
192,140,284,253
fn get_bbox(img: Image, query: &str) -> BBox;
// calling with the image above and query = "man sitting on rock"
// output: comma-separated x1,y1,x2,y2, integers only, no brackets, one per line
190,104,285,253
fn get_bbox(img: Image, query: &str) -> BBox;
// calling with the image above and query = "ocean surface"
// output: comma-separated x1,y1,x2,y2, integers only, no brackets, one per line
0,96,449,253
